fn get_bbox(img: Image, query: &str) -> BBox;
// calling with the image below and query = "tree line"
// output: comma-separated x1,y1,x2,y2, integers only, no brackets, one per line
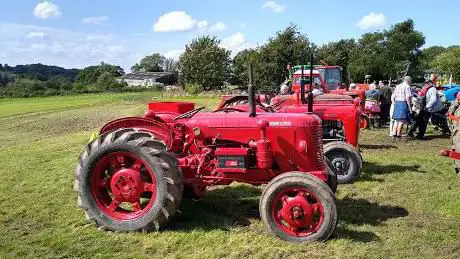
1,18,459,98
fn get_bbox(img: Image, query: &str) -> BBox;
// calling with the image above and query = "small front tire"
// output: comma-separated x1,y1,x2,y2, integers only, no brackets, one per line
259,172,338,242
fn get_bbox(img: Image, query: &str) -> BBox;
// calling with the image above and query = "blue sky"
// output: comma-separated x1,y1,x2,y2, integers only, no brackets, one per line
0,0,458,70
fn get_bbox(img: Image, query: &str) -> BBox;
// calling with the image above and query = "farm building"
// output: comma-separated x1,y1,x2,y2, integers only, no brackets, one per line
117,72,177,87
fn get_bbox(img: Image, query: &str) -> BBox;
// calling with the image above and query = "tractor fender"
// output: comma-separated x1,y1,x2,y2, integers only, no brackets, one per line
100,117,173,149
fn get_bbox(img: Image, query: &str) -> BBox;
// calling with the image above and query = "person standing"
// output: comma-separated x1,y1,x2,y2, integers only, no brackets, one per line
380,81,392,125
391,76,413,139
447,92,460,174
408,80,433,139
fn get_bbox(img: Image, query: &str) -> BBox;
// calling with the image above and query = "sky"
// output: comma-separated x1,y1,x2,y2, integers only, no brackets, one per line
0,0,459,71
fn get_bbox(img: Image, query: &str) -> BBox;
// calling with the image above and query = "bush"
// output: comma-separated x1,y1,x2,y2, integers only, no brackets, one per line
184,83,203,95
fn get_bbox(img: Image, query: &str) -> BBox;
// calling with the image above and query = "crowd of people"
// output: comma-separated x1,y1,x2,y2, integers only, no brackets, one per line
362,76,453,141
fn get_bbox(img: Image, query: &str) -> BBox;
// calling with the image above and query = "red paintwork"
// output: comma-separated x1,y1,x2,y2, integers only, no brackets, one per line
271,186,324,237
148,101,195,114
224,94,361,147
440,149,460,160
99,102,328,194
91,151,156,220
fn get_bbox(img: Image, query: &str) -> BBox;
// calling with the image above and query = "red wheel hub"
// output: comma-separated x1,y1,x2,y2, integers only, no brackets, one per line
272,187,324,237
111,168,146,202
91,152,157,220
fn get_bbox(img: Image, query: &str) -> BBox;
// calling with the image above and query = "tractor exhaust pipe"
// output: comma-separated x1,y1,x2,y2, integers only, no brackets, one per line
248,63,256,117
307,53,314,113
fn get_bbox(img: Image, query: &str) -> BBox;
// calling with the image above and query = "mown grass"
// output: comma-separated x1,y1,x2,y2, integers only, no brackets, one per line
0,93,459,258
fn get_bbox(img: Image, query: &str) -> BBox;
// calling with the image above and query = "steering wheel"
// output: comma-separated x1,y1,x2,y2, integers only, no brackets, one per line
213,107,247,113
174,107,205,120
270,100,287,110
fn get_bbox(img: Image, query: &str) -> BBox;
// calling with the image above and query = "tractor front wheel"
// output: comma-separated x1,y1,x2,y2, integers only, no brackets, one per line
259,172,338,242
74,128,183,232
324,141,362,184
360,114,370,129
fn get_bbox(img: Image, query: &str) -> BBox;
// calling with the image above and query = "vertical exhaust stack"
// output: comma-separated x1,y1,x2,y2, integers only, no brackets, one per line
307,53,314,113
300,64,305,103
248,63,256,117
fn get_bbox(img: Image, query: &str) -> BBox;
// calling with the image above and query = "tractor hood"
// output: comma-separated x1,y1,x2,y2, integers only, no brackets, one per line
185,112,321,129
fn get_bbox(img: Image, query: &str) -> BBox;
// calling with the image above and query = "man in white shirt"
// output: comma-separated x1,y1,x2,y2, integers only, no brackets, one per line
391,76,413,139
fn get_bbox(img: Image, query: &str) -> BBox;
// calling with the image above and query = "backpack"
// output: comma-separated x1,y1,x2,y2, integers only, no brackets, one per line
413,94,427,110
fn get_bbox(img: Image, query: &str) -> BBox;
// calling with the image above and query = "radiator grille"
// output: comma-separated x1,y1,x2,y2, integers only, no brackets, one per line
311,125,325,167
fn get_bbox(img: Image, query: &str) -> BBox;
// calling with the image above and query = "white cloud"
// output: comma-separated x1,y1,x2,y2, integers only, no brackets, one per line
165,49,184,59
0,22,158,70
262,1,287,13
153,11,197,32
82,16,109,25
26,31,47,39
209,22,226,32
33,1,61,19
221,32,256,55
357,12,386,30
197,20,208,30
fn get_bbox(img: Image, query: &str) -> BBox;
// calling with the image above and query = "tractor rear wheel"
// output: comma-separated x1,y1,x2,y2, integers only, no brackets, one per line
259,172,338,242
74,128,183,232
324,141,361,184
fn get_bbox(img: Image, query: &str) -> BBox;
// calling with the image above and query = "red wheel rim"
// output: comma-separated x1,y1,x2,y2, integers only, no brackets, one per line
360,117,368,129
91,151,157,221
271,187,324,237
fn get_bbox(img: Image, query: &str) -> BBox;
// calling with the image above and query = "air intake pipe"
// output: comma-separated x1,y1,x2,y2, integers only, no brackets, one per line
248,63,256,117
307,53,314,113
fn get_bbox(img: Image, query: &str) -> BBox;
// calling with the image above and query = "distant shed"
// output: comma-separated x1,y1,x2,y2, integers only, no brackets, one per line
118,72,176,87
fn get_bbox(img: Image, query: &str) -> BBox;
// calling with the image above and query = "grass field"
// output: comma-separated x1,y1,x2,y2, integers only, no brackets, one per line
0,93,459,258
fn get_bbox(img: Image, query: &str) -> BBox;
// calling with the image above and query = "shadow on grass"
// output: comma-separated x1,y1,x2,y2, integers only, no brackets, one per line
360,144,397,150
169,185,409,243
423,134,450,140
359,161,425,182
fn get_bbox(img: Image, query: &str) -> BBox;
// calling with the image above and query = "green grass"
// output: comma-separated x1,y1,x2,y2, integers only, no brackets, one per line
0,93,459,258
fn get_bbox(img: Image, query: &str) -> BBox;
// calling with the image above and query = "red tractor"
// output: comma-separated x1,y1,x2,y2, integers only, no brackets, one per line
216,65,363,184
74,76,338,242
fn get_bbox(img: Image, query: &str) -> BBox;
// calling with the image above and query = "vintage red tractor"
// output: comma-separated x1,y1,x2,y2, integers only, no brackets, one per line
216,64,363,184
74,76,338,242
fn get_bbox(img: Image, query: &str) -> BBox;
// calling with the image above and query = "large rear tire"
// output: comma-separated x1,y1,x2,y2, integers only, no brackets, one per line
324,141,361,184
74,128,183,232
259,172,338,242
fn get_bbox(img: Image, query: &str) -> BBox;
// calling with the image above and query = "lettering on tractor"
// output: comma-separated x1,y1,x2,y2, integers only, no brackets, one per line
74,64,339,243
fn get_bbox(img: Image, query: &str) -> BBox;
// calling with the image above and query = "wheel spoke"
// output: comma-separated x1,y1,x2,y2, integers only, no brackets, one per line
144,183,155,192
132,202,141,212
116,155,125,166
312,203,321,213
131,161,142,171
107,199,121,212
296,191,306,198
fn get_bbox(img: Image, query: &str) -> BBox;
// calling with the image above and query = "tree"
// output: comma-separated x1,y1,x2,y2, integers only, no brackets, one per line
348,32,387,82
75,62,124,87
348,19,425,82
231,49,262,86
132,53,165,72
163,58,178,73
317,39,357,82
257,24,314,88
179,36,231,90
433,47,460,81
420,46,446,70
